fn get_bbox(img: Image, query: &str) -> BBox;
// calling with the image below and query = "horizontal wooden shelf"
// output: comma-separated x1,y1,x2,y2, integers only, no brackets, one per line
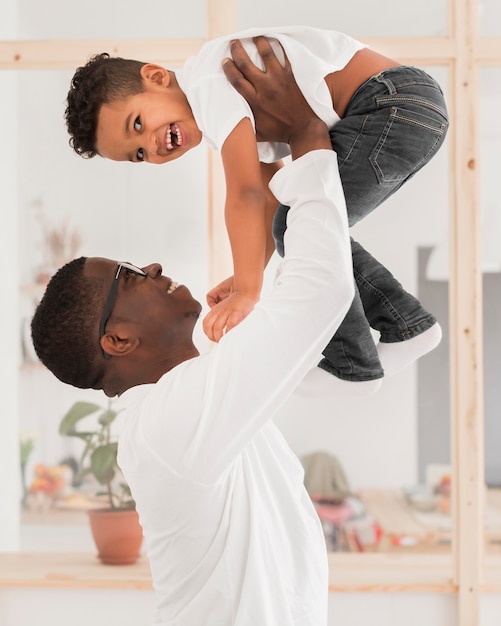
0,552,152,590
0,550,499,592
328,552,501,593
328,552,455,593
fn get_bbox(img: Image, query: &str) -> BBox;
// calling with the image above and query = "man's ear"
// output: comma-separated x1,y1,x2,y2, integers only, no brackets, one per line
100,330,140,358
140,63,171,88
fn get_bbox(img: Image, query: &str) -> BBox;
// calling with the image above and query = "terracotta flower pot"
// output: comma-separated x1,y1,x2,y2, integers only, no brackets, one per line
88,508,143,565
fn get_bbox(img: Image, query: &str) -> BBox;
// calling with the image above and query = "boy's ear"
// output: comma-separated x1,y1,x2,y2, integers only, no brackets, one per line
140,63,171,88
100,330,140,359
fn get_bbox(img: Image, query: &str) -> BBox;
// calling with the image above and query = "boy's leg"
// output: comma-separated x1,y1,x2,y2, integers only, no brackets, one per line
273,206,383,383
318,282,384,381
320,236,441,381
274,207,442,380
330,66,448,377
332,66,449,227
351,240,442,377
351,239,436,341
273,67,448,382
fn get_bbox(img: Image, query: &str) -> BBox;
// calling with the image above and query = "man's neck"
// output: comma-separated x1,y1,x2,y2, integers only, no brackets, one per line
105,345,200,397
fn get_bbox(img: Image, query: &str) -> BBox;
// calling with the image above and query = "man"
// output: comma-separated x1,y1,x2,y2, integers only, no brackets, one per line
32,38,354,626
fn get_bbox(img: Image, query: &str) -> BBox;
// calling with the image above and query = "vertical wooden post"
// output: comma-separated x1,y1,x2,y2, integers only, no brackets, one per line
206,0,236,287
449,0,484,624
0,0,21,551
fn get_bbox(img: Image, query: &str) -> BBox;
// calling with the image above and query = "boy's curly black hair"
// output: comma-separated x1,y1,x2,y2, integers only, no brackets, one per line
65,53,147,158
31,257,106,390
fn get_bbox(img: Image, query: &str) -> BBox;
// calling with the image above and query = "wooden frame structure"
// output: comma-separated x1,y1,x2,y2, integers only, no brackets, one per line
1,1,499,624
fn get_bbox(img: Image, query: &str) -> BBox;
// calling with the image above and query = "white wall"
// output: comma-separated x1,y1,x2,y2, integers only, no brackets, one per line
236,0,448,36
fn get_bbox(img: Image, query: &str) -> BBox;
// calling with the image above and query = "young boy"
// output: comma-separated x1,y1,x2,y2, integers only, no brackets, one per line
65,26,448,391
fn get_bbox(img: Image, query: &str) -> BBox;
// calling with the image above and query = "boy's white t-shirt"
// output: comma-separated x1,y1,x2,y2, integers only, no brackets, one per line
116,151,354,625
177,25,366,162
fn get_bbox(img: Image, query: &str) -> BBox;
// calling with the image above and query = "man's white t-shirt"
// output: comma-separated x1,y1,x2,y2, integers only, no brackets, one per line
117,151,354,625
177,25,366,162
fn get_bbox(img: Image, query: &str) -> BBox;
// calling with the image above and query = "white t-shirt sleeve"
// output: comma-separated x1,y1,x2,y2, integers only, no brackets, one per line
185,74,255,151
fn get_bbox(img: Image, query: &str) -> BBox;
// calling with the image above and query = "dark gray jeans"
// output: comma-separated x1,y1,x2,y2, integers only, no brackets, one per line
272,66,449,381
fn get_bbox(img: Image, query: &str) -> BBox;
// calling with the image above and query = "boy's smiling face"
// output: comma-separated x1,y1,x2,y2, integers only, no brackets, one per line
95,65,202,164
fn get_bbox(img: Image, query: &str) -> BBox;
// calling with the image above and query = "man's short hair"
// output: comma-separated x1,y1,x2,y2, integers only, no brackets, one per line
65,53,146,158
31,257,105,389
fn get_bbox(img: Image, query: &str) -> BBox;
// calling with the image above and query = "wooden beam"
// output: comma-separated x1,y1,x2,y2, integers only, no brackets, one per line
0,39,205,69
449,1,484,626
206,0,236,287
476,38,501,65
0,36,461,70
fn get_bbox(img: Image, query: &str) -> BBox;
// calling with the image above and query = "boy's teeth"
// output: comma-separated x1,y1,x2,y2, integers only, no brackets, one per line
175,125,182,146
166,124,182,151
167,281,178,294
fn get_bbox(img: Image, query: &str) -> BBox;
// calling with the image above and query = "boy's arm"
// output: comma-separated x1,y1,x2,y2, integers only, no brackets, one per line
205,160,281,319
205,35,330,343
203,117,268,343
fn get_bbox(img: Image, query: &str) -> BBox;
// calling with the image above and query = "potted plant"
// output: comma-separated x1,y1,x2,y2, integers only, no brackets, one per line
59,399,143,565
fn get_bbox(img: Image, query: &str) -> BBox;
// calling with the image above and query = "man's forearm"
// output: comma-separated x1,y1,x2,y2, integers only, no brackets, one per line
288,119,332,161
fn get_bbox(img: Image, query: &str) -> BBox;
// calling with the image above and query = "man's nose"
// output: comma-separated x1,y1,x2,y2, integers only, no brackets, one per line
143,263,162,278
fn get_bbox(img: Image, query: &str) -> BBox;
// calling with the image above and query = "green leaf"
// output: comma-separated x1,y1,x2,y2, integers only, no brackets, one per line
58,401,102,436
19,439,35,464
90,443,118,485
120,483,132,497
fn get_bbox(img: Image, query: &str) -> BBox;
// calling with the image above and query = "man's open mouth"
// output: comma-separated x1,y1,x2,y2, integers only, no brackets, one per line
167,280,179,294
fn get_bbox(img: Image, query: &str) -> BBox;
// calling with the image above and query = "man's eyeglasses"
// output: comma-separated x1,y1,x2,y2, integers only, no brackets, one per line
99,262,147,360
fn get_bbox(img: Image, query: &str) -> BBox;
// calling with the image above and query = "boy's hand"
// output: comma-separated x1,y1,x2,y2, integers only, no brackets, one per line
203,292,257,343
206,276,234,309
222,36,328,155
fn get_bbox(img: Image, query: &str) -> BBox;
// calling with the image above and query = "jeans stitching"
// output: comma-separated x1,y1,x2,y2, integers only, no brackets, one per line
354,268,409,327
376,94,448,120
368,106,447,184
393,111,447,134
354,269,436,341
336,114,369,167
369,109,397,182
372,132,444,184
